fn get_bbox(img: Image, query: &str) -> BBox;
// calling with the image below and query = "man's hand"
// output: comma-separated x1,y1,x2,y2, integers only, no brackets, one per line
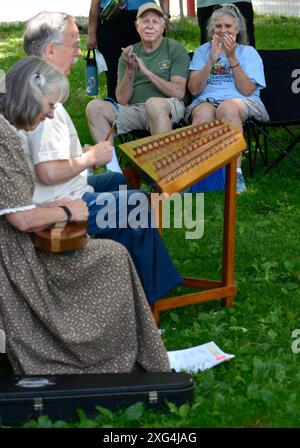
121,45,138,71
134,55,150,76
88,142,113,166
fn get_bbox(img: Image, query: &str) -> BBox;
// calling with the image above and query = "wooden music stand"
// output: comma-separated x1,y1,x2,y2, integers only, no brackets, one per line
151,157,237,323
118,120,245,323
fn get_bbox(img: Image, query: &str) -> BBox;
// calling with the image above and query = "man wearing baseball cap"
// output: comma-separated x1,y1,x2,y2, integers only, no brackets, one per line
136,2,166,18
86,2,190,148
88,1,170,100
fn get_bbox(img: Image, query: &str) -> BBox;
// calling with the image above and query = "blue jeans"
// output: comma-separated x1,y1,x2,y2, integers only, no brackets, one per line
189,167,226,192
87,171,129,193
82,190,183,305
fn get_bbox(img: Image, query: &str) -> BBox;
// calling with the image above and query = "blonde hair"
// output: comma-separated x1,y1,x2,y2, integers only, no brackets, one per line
207,3,248,44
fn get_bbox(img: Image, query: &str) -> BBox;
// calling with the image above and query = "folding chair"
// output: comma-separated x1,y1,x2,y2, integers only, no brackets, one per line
246,49,300,175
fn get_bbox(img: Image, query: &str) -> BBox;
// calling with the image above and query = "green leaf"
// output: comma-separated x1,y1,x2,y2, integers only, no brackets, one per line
247,383,259,400
250,262,259,273
261,389,274,406
169,311,180,323
95,406,114,420
229,326,248,333
275,369,286,383
166,402,179,415
36,415,53,428
285,283,298,291
267,329,278,340
253,357,265,369
77,408,87,422
78,418,99,428
124,402,144,421
215,392,225,404
178,404,190,418
191,398,204,410
284,260,295,271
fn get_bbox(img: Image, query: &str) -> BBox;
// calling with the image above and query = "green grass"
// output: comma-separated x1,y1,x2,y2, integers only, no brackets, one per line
0,16,300,428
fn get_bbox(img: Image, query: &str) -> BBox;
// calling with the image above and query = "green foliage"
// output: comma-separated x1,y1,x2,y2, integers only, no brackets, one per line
254,16,300,49
167,15,300,51
0,16,300,428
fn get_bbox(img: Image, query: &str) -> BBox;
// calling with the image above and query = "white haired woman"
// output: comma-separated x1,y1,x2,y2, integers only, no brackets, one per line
185,4,269,193
0,56,169,375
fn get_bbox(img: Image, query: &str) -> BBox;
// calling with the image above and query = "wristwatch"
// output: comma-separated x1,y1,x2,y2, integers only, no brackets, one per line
59,205,73,222
164,12,171,19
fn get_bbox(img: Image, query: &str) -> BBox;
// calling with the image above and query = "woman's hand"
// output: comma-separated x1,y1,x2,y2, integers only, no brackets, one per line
87,32,97,50
41,198,72,208
40,198,89,222
222,33,237,59
6,199,88,232
67,199,89,222
210,34,223,64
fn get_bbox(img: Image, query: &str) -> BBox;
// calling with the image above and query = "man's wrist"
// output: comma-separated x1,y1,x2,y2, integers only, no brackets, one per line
125,67,135,79
164,12,171,19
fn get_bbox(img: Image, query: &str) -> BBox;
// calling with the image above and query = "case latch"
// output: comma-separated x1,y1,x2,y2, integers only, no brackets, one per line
149,390,158,404
34,397,44,412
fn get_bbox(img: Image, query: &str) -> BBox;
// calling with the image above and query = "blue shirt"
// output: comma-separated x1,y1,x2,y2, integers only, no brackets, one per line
100,0,155,10
189,42,266,105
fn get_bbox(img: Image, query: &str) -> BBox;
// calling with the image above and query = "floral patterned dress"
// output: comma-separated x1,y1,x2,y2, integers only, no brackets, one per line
0,116,169,375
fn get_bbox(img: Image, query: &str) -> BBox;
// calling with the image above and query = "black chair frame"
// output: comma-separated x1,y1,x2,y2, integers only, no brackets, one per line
246,49,300,175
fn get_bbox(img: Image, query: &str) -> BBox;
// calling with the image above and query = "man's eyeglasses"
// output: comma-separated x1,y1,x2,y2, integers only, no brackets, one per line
53,42,81,50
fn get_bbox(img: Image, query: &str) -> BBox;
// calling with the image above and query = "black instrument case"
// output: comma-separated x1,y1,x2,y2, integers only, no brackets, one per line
0,372,194,424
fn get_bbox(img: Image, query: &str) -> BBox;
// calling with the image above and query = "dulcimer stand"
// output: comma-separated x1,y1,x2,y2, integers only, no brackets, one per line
119,120,246,323
152,157,237,323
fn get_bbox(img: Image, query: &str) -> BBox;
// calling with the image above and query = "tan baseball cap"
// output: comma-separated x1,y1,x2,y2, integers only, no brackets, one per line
136,2,164,19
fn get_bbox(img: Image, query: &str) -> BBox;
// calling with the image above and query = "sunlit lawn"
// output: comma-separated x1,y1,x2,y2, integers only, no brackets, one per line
0,16,300,428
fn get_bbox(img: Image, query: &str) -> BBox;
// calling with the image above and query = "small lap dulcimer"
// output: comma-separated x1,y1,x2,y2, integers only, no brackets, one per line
34,221,88,254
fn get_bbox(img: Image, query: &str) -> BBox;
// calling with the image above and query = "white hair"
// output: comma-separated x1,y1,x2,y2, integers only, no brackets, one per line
0,56,69,128
207,3,248,44
23,11,73,57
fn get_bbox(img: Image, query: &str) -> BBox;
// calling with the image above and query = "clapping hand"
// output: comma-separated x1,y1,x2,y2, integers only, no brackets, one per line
134,55,149,76
121,45,138,71
210,34,223,64
221,33,237,58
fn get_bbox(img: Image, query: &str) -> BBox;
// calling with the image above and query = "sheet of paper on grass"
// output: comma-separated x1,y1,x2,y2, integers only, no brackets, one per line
167,341,234,373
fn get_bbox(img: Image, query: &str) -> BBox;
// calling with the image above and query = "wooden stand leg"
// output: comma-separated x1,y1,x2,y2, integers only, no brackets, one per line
151,304,160,323
150,192,168,236
222,159,237,307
